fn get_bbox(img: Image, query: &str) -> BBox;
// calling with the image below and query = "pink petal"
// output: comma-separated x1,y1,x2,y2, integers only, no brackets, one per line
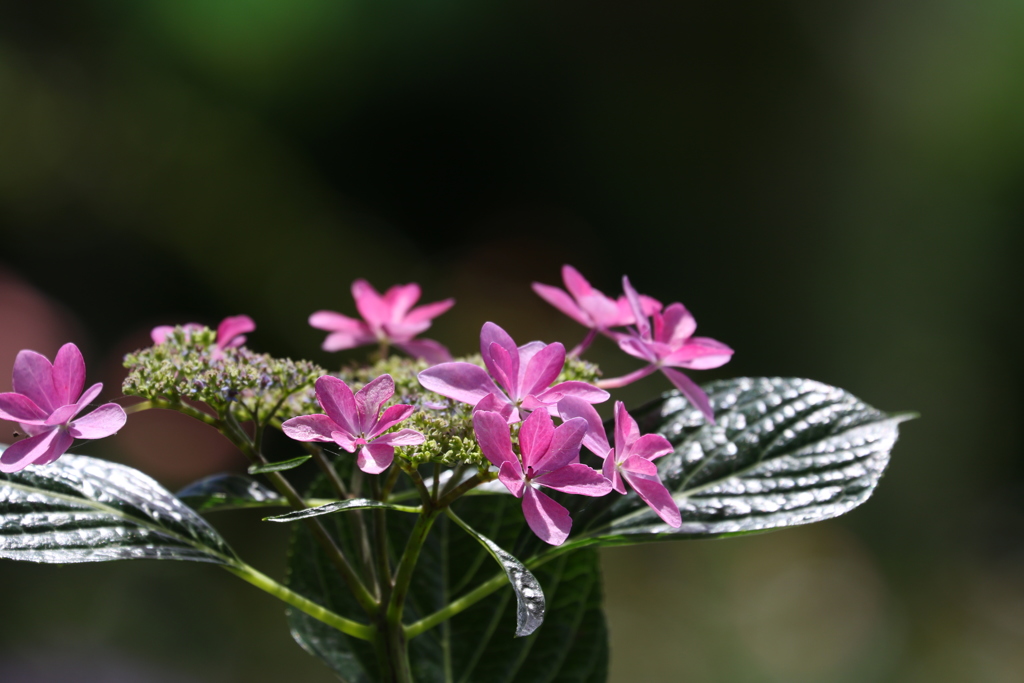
331,431,359,452
604,454,626,494
519,342,565,397
655,303,697,345
518,408,554,468
393,338,452,365
282,414,340,442
367,404,415,439
661,368,715,424
472,410,519,469
535,463,612,497
309,310,367,333
498,461,525,497
532,416,587,474
321,329,376,352
418,362,502,406
578,292,622,329
0,393,48,424
357,442,394,474
50,343,86,407
621,276,651,339
594,364,658,389
532,381,610,407
487,343,518,397
68,403,127,439
522,486,572,546
479,323,519,388
45,404,79,426
621,456,681,527
561,265,594,301
403,298,455,325
353,374,395,434
314,376,360,435
531,283,589,327
75,383,103,412
382,283,422,322
613,401,640,457
0,429,71,473
372,428,426,447
150,325,175,344
627,433,675,462
382,319,432,343
352,280,388,330
556,396,610,458
664,337,734,370
216,315,256,348
618,335,659,363
473,392,516,423
12,349,57,413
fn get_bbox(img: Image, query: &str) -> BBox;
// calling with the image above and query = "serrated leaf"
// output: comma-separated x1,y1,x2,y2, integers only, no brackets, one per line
248,455,311,474
0,449,236,565
564,377,908,547
445,508,545,637
265,499,420,522
286,473,607,682
176,473,284,512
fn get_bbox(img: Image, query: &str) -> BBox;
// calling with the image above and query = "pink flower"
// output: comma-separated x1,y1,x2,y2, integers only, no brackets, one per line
0,344,127,472
599,277,733,423
532,265,661,355
417,322,609,423
473,409,611,545
282,374,424,474
309,280,454,364
558,397,680,527
151,315,255,360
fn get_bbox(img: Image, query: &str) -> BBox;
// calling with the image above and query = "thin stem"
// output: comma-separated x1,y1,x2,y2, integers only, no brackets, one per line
125,398,218,426
370,476,393,604
387,510,440,625
432,462,441,502
403,464,433,507
595,363,658,389
381,465,402,500
569,328,598,357
312,447,376,595
436,473,486,509
225,562,374,641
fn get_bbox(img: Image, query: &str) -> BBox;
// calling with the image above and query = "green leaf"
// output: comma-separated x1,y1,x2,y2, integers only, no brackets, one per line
565,377,909,548
286,475,607,682
265,498,420,522
176,473,284,512
248,455,311,474
0,449,236,565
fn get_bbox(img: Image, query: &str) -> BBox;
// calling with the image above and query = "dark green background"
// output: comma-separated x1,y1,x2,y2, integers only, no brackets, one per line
1,1,1021,681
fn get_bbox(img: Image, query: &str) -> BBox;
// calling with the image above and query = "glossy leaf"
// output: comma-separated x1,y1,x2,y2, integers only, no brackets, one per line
248,455,311,474
176,473,284,512
0,449,236,565
564,377,909,547
265,498,420,522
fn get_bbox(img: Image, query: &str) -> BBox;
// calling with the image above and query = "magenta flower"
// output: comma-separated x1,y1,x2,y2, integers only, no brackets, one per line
599,277,733,423
309,280,454,364
151,315,255,360
558,397,680,527
473,408,611,545
417,322,609,423
0,344,127,472
282,374,424,474
532,265,661,355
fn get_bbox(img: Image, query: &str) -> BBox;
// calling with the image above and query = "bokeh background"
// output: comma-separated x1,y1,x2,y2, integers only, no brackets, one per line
1,1,1022,681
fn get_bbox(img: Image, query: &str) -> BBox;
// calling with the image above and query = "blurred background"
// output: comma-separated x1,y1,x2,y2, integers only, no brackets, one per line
0,0,1022,681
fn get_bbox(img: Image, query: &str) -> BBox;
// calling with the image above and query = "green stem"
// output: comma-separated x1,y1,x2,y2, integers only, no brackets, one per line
225,562,374,641
436,473,486,508
312,446,376,595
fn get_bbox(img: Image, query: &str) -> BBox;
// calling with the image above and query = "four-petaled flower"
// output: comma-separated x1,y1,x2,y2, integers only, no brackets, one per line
0,344,127,472
418,322,609,423
282,374,424,474
600,277,733,423
558,396,680,527
309,280,454,364
473,408,611,545
532,265,661,355
151,315,255,360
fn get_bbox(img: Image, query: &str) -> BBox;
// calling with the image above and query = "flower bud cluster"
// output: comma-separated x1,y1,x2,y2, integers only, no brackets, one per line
122,325,324,423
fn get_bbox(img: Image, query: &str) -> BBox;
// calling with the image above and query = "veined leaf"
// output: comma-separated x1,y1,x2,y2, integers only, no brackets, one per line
0,449,236,565
565,377,909,547
265,498,420,522
176,473,284,512
248,455,311,474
